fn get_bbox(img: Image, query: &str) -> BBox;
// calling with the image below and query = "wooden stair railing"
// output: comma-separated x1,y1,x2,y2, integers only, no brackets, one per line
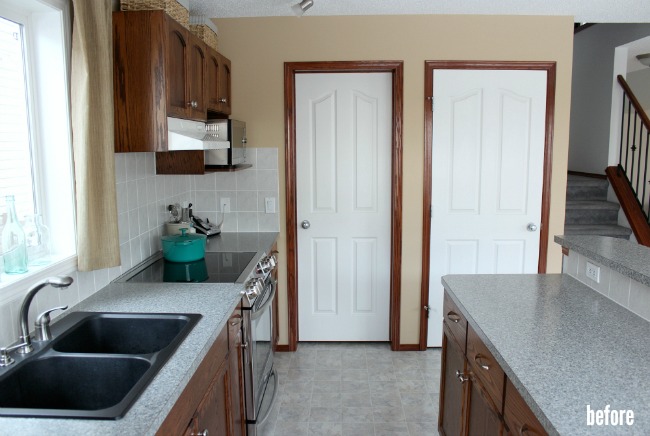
605,166,650,246
608,75,650,247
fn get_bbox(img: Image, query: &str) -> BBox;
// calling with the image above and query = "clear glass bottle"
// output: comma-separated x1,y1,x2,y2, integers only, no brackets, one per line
2,195,28,274
24,214,51,266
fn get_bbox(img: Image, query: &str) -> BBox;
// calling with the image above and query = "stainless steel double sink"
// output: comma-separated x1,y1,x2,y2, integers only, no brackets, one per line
0,312,201,420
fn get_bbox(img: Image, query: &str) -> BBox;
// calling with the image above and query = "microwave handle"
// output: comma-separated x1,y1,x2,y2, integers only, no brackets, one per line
242,127,247,158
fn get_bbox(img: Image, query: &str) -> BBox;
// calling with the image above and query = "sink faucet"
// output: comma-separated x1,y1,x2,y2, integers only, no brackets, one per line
16,276,73,354
0,276,73,367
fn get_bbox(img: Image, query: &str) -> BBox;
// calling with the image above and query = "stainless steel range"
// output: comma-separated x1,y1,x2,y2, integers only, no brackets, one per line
240,252,278,434
116,249,279,434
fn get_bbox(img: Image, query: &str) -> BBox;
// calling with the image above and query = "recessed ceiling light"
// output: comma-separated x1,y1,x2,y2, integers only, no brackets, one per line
292,0,314,16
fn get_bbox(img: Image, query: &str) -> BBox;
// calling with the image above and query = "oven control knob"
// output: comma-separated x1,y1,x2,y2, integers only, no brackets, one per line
256,258,271,275
268,254,277,270
245,278,263,298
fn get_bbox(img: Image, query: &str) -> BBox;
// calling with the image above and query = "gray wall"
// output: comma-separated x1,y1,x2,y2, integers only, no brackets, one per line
627,68,650,111
569,24,650,174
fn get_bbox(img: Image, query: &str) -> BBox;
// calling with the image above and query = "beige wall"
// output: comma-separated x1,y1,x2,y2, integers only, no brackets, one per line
213,14,574,345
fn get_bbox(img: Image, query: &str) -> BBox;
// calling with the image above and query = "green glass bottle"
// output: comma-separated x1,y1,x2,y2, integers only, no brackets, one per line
2,195,28,274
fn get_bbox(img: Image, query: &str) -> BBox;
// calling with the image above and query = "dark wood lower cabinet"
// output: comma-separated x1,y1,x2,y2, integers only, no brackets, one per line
158,304,245,436
467,372,503,435
438,289,547,436
439,325,468,435
228,309,246,436
187,358,232,435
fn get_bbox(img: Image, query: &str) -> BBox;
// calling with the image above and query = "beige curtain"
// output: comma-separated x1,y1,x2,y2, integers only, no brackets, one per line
70,0,120,271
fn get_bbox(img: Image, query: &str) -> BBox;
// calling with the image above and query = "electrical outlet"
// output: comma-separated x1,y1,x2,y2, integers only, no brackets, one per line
265,197,275,214
221,198,230,213
586,261,600,283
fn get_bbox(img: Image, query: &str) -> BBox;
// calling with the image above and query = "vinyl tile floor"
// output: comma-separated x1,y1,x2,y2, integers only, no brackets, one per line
258,342,442,436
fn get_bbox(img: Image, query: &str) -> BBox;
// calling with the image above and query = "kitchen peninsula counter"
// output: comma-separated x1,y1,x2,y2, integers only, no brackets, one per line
442,273,650,435
0,232,278,435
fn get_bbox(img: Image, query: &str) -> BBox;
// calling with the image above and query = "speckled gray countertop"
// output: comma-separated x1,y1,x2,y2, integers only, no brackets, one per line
442,274,650,435
0,232,278,436
555,235,650,286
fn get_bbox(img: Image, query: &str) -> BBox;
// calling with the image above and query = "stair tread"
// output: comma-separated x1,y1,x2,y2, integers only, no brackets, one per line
565,200,620,210
564,224,633,236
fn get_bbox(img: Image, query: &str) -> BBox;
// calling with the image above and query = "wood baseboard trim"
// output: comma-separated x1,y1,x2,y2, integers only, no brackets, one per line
275,344,295,352
568,170,607,180
396,344,421,351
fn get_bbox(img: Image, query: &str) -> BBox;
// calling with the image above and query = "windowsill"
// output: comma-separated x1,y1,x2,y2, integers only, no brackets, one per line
0,255,78,305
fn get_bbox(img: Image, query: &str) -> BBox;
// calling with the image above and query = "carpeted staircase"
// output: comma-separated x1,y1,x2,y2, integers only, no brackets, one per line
564,174,633,239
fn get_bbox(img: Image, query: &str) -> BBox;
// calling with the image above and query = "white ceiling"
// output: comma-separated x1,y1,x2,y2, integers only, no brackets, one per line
189,0,650,23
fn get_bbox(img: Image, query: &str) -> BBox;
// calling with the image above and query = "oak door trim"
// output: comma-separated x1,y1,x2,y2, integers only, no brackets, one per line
284,61,404,351
420,61,557,350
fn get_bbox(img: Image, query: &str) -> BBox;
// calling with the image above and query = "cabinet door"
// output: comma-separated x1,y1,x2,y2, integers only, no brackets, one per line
187,33,207,121
467,372,503,435
229,310,246,436
206,48,221,112
439,324,469,436
217,53,232,115
165,16,189,118
194,358,232,435
504,380,547,436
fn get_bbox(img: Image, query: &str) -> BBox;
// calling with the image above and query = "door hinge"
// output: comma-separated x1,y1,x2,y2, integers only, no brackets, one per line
423,305,430,318
427,96,434,111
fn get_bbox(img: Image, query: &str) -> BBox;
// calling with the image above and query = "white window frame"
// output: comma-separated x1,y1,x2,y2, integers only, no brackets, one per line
0,0,77,304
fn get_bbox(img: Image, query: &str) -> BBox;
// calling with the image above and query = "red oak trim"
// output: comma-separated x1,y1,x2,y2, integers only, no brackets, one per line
284,61,404,352
606,166,650,246
419,61,557,350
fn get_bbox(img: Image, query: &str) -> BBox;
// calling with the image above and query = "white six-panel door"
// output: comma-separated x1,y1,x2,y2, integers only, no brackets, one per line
296,73,392,341
427,69,548,347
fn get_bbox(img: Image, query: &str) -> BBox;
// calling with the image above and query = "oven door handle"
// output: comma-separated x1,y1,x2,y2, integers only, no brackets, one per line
256,368,279,426
250,279,277,321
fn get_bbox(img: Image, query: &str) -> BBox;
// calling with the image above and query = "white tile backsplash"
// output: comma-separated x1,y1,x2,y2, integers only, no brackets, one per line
0,149,279,347
565,250,650,322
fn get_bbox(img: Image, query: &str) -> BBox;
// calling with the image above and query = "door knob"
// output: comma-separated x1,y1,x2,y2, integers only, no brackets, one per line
301,220,310,229
527,223,538,232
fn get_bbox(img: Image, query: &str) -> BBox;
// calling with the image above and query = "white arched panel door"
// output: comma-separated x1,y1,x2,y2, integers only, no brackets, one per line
428,69,548,347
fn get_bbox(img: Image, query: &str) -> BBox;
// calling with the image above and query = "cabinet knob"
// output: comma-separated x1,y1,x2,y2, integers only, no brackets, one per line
241,341,248,349
447,311,461,323
191,430,208,436
219,98,227,103
188,101,198,109
455,370,469,383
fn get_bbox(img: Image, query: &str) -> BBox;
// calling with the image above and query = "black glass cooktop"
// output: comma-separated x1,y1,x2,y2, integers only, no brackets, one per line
125,252,258,284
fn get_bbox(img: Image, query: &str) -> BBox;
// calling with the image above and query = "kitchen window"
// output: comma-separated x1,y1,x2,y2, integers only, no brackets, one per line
0,0,76,299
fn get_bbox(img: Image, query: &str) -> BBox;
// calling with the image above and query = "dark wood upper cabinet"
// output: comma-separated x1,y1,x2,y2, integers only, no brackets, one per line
165,17,189,119
217,52,232,115
113,10,231,154
207,49,231,115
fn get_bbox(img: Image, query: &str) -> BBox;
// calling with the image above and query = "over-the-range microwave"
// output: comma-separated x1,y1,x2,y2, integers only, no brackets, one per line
205,119,247,167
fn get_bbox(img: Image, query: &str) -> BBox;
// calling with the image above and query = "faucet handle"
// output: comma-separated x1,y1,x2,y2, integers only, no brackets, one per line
34,305,68,342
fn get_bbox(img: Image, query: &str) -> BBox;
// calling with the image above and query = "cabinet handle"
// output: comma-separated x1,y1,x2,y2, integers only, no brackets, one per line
519,424,532,435
447,311,461,323
191,430,208,436
187,101,198,108
219,98,227,103
230,314,241,326
474,354,490,371
241,341,248,349
455,370,469,383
